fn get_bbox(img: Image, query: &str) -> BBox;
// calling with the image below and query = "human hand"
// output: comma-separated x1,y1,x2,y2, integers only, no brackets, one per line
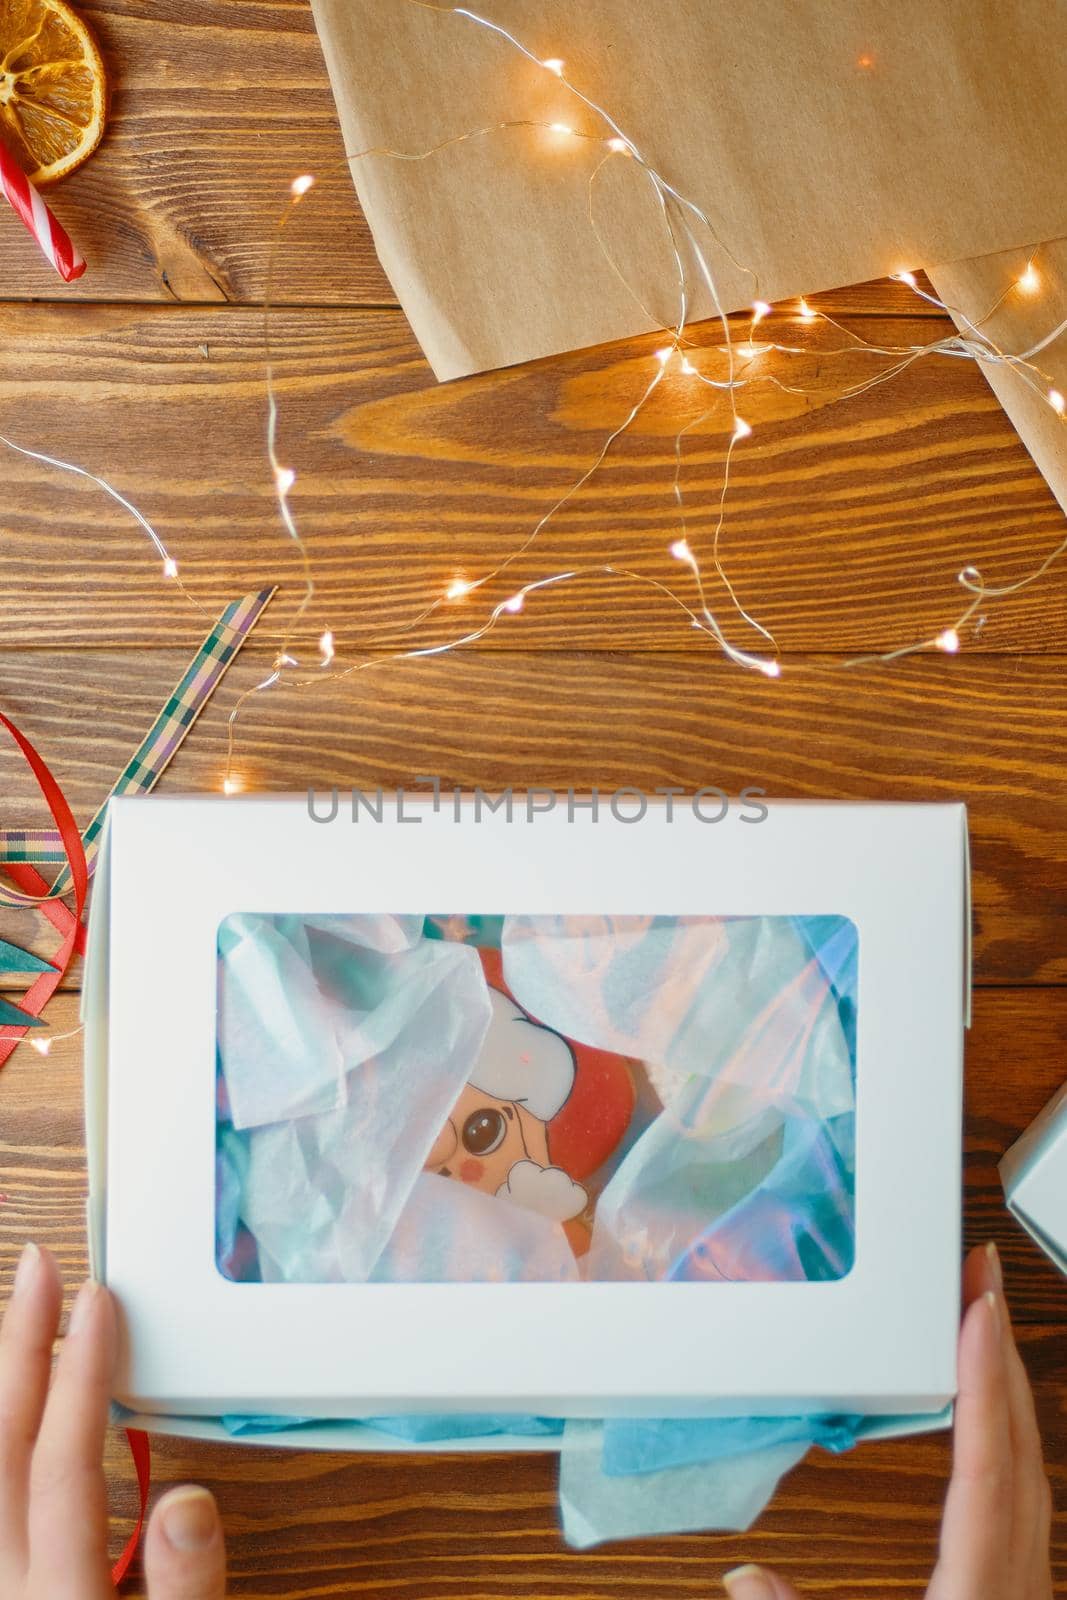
0,1242,228,1597
722,1242,1054,1600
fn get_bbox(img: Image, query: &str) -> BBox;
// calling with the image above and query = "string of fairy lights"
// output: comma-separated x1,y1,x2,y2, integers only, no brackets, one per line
233,0,1067,734
2,0,1067,1050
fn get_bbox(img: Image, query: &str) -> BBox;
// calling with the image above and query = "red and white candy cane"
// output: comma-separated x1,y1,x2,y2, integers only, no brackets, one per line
0,142,86,282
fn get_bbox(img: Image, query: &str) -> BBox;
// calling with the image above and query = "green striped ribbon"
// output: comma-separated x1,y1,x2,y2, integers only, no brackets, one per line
0,587,276,894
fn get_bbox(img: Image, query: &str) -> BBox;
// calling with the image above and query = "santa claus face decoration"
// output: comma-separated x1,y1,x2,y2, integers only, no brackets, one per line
424,987,590,1223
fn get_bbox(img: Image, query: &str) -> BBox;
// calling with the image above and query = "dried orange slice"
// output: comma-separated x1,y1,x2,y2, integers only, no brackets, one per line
0,0,106,186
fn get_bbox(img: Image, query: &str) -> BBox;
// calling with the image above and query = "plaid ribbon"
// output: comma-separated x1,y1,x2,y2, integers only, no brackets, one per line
0,830,69,867
0,587,275,903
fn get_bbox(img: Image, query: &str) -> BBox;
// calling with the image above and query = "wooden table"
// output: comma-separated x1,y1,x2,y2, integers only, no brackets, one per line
1,2,1065,1594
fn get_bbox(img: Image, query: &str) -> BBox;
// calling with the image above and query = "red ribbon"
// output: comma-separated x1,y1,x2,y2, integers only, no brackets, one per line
112,1429,151,1588
0,711,88,1067
0,717,149,1582
2,862,87,959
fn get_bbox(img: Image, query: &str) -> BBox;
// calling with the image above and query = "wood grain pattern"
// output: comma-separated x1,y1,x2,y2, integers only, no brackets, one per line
0,1,1065,1595
2,647,1067,987
1,989,1064,1600
0,0,381,305
1,302,1063,654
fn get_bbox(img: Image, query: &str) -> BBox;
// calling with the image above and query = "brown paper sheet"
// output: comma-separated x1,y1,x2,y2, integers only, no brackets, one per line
929,241,1067,516
311,0,1067,381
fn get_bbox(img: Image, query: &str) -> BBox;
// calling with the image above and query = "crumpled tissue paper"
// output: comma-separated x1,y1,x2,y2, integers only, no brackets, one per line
502,915,856,1284
558,1420,809,1548
217,913,492,1281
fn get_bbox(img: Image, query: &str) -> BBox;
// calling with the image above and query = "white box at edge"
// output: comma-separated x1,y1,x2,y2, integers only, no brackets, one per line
1001,1081,1067,1275
83,795,970,1438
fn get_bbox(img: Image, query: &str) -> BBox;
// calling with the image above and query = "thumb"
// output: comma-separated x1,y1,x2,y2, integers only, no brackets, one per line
723,1565,804,1599
145,1485,227,1599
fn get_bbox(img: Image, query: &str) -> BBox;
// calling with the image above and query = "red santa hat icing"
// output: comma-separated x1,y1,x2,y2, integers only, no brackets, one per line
473,947,636,1181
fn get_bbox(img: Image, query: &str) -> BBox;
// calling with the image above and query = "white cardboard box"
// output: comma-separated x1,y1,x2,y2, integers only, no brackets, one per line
83,794,970,1444
1001,1081,1067,1275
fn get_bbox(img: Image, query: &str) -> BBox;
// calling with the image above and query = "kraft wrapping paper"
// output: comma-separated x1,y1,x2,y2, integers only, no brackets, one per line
311,0,1067,380
929,240,1067,515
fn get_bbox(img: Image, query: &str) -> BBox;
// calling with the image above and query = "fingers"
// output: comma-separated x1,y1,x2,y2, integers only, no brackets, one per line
961,1240,996,1309
0,1242,63,1571
936,1241,1054,1599
936,1288,1013,1593
963,1245,1050,1514
27,1277,117,1599
723,1565,803,1598
970,1244,1053,1583
145,1485,227,1600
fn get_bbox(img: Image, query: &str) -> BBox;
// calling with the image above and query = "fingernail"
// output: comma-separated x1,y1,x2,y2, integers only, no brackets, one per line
160,1486,218,1551
13,1242,40,1298
982,1289,1004,1339
67,1279,100,1337
985,1241,1003,1290
723,1565,776,1599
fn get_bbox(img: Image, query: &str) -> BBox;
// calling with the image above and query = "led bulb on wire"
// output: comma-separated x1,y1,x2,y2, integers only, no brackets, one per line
31,1036,51,1056
195,4,1067,709
162,556,178,578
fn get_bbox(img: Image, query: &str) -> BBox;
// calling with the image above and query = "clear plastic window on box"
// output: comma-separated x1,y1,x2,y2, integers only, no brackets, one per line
215,912,858,1287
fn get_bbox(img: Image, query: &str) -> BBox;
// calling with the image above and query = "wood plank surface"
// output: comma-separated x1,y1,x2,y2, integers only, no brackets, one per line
1,647,1067,982
1,1,1065,1597
1,988,1064,1600
1,303,1063,654
1,0,383,305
